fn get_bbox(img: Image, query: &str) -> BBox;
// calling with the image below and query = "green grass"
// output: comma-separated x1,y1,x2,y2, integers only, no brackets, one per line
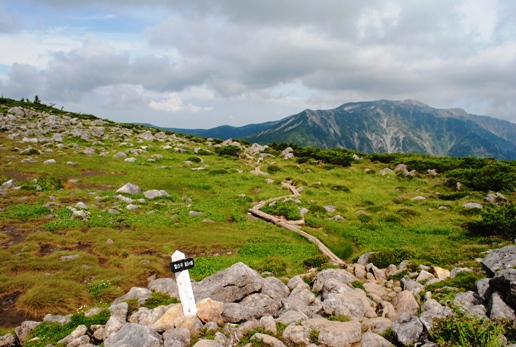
0,99,510,327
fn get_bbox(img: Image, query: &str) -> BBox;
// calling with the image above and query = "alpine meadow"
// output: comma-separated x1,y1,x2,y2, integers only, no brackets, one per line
1,97,516,346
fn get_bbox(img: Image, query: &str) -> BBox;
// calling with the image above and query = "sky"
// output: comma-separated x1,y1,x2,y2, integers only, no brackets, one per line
0,1,515,128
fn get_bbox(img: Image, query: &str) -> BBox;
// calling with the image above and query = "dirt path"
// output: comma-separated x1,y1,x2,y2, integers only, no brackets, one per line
249,183,346,266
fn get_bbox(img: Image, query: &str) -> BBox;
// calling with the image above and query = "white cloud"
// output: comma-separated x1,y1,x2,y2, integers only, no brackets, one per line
148,93,212,113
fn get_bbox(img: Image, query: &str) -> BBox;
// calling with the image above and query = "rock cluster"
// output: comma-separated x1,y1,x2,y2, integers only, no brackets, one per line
3,246,516,347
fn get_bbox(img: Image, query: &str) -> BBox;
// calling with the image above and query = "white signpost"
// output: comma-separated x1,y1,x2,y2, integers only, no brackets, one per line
171,250,197,316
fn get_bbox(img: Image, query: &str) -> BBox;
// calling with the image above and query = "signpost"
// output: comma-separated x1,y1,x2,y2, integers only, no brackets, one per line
171,250,197,316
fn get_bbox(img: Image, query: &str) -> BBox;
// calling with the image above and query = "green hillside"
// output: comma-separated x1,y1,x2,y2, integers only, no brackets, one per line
0,97,514,329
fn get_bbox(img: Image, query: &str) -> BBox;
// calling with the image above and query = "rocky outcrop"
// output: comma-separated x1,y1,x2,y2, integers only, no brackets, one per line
4,246,516,347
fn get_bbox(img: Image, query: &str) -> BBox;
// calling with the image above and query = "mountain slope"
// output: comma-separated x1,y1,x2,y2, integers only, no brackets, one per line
152,120,281,139
245,100,516,160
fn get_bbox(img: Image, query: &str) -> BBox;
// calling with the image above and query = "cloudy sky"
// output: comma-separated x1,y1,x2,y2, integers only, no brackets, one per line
1,1,515,128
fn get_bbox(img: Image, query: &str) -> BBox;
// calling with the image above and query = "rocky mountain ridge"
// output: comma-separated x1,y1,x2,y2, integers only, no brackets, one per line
162,100,516,160
2,246,516,347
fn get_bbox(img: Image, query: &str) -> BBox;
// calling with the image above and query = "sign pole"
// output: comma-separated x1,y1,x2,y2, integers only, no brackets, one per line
171,250,197,316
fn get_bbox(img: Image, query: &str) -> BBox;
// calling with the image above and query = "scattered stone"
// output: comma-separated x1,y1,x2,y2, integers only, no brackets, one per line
117,182,143,195
144,190,171,200
482,246,516,277
43,159,56,165
463,202,482,210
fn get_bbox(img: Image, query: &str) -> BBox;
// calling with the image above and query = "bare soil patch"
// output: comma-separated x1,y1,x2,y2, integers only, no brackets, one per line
0,292,26,328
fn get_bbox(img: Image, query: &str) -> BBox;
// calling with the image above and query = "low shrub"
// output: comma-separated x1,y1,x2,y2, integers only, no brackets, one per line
1,204,49,220
266,165,282,173
368,248,415,269
303,254,331,268
467,203,516,239
430,306,506,347
330,184,350,192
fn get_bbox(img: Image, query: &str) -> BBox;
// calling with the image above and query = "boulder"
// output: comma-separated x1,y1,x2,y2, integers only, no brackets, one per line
104,323,162,347
251,333,287,347
463,202,482,210
322,292,365,319
361,317,392,334
162,327,191,347
148,278,179,299
401,276,424,295
222,302,264,323
194,262,263,302
276,310,308,325
56,324,88,345
173,315,203,335
0,334,16,347
391,313,423,346
15,321,40,344
419,299,453,331
116,182,143,195
261,276,289,300
312,269,357,293
113,287,152,306
489,269,516,307
302,318,362,347
394,290,419,315
482,246,516,277
196,298,224,325
144,190,171,200
129,306,169,327
241,293,281,317
150,304,183,332
432,266,450,280
361,332,394,347
282,325,311,346
487,292,516,320
453,291,486,318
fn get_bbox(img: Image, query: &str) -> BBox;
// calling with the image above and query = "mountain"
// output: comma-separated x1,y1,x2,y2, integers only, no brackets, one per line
244,100,516,159
146,120,281,139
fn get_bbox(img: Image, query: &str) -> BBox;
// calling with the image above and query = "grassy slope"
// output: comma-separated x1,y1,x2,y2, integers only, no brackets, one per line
0,99,507,326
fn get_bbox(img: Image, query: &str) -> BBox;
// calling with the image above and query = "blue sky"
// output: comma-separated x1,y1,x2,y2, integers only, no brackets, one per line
1,1,515,128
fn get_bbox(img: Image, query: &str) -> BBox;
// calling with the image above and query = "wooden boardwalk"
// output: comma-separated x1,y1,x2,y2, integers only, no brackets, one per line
249,183,346,267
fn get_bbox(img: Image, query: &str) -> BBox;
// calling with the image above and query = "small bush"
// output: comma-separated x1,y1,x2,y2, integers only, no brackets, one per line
303,254,331,268
351,280,364,289
430,306,506,347
144,291,180,309
368,248,415,269
388,270,409,281
330,184,350,192
438,191,470,200
266,165,282,173
209,169,229,175
468,203,516,238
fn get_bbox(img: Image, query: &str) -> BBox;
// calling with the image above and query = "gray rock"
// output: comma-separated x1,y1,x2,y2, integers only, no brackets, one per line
361,317,392,334
322,292,365,319
194,262,263,302
113,287,152,306
43,159,56,164
474,278,492,302
15,321,40,343
482,246,516,277
221,303,264,323
109,302,129,322
487,291,516,320
189,211,204,216
259,315,277,335
251,333,286,347
60,254,80,261
394,290,419,315
489,269,516,307
163,327,191,347
391,313,423,346
276,310,308,325
371,266,386,281
2,179,16,188
0,333,16,347
463,202,482,209
262,276,289,301
485,192,507,205
401,276,424,295
148,278,179,299
126,204,139,210
281,286,320,318
361,332,394,347
114,152,128,158
282,325,311,346
129,306,169,327
419,299,453,331
43,313,72,325
240,293,281,317
57,324,88,345
144,190,171,200
124,157,137,162
416,270,435,283
454,291,486,318
104,323,162,347
116,182,143,195
302,318,362,347
174,315,203,335
312,269,357,293
357,252,374,265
